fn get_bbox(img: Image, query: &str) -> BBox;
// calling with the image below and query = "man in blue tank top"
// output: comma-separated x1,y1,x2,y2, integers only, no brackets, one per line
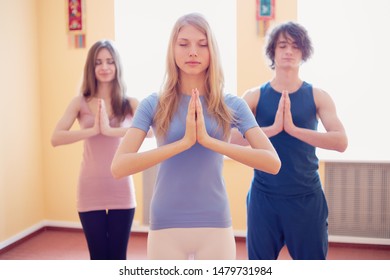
232,22,348,259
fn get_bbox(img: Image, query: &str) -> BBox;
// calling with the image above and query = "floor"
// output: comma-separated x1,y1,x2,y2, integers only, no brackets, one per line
1,227,390,260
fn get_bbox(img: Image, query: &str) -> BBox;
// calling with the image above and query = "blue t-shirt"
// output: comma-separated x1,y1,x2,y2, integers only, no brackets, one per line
253,81,322,198
132,93,258,230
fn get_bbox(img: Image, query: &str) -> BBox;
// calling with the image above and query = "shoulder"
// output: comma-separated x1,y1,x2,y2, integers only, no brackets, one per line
312,86,332,100
137,93,159,112
71,94,84,104
312,86,336,109
242,86,260,100
223,94,253,116
224,93,246,108
58,95,85,117
127,96,139,110
142,93,159,105
224,94,258,130
68,95,84,110
241,86,261,111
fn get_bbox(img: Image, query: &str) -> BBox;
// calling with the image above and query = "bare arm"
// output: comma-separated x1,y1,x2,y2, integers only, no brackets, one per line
111,128,191,178
229,128,249,146
100,97,140,138
284,88,348,152
229,88,257,146
195,91,281,175
111,94,197,178
203,127,280,174
230,86,285,147
51,96,99,147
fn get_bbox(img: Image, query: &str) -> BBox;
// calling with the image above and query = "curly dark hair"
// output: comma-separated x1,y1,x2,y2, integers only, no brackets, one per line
265,21,313,69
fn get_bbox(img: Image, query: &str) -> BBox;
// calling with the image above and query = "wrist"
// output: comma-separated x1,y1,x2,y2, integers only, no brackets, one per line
178,138,193,151
285,124,297,137
198,134,215,149
101,126,109,136
268,124,282,137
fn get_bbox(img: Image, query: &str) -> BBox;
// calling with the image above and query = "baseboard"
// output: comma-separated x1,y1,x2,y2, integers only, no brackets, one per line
3,220,388,252
0,219,246,251
0,220,82,251
329,235,390,246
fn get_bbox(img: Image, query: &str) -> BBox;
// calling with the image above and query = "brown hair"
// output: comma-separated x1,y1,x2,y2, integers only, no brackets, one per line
81,40,132,120
266,21,313,69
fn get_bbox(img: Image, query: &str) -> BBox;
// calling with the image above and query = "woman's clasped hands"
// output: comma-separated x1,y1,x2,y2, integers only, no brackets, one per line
183,88,210,148
92,98,112,136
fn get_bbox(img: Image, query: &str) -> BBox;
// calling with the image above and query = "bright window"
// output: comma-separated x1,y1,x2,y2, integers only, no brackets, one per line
115,0,236,150
298,0,390,161
115,0,237,101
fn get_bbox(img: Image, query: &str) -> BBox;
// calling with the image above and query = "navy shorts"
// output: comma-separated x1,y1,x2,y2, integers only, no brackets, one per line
246,187,328,260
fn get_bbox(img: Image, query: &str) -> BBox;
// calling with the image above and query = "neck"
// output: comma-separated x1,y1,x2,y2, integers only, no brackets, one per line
271,68,302,93
179,73,206,96
96,82,113,99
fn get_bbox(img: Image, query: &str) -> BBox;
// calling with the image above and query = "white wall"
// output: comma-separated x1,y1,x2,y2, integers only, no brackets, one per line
115,0,237,100
298,0,390,162
115,0,236,150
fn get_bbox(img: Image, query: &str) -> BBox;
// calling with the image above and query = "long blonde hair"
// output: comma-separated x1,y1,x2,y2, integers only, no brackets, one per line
154,13,234,140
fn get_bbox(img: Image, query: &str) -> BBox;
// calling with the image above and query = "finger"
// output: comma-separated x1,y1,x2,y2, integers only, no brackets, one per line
282,91,290,110
187,91,196,120
101,99,107,113
278,95,285,110
193,88,203,116
282,90,289,101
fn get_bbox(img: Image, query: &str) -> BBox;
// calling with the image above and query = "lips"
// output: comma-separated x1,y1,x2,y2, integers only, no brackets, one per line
98,72,113,77
186,61,200,65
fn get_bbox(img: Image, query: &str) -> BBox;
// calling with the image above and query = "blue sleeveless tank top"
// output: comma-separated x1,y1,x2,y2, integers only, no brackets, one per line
253,81,322,197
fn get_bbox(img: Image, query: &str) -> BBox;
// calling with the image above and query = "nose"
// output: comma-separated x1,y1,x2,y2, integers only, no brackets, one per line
284,46,292,53
189,46,198,57
101,62,110,70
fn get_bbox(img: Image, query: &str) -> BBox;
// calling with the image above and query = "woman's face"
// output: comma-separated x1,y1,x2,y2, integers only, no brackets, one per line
95,48,116,83
174,24,210,77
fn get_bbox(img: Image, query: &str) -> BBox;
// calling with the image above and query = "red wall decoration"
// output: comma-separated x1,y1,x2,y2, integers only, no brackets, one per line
68,0,86,48
256,0,275,36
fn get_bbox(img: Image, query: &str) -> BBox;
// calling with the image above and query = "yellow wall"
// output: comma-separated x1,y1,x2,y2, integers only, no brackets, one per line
41,0,114,222
229,0,297,231
39,0,144,227
0,0,44,242
1,0,300,245
237,0,297,96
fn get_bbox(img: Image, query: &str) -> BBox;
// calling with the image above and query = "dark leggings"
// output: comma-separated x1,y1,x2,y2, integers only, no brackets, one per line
78,208,135,260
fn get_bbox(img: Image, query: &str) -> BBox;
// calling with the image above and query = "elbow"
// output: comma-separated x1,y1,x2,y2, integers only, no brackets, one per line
336,136,348,153
111,161,123,179
337,144,347,153
111,153,139,179
259,153,281,175
51,136,60,147
270,158,281,175
111,157,134,179
146,129,154,138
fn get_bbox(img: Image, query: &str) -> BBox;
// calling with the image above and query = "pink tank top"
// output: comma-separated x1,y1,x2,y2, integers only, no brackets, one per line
76,97,136,212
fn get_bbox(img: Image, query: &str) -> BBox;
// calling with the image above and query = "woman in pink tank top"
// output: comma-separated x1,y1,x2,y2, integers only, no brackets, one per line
51,40,138,260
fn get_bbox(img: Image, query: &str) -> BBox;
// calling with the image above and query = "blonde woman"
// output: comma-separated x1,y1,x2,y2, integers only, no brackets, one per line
51,40,138,259
111,13,280,260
